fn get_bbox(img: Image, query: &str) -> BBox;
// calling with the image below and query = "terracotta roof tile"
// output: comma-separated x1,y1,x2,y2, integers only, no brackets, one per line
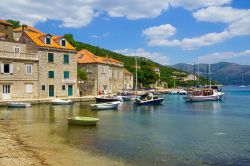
0,20,13,26
14,26,42,33
25,31,75,50
77,49,123,66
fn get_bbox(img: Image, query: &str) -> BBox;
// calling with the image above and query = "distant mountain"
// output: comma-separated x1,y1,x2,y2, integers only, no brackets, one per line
172,62,250,85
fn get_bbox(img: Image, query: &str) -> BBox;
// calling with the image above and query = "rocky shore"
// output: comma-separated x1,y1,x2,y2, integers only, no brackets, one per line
0,120,47,166
0,119,128,166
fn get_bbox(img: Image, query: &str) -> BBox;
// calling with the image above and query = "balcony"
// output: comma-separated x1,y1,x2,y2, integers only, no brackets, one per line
0,50,38,61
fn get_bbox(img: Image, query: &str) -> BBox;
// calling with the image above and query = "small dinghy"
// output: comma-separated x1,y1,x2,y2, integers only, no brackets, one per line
51,98,73,105
8,102,31,108
68,116,99,126
134,93,164,105
90,101,121,110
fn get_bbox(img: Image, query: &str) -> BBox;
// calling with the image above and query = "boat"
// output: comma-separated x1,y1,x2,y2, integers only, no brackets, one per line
168,89,178,95
116,92,136,101
240,74,247,88
68,116,99,126
178,89,187,95
183,88,224,102
95,96,120,103
134,93,164,105
51,98,73,105
8,102,31,108
90,101,121,110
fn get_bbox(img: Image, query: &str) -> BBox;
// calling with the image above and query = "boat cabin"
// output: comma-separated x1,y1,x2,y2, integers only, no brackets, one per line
188,89,214,96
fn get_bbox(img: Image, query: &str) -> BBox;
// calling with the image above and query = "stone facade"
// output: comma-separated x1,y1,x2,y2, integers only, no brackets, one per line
37,49,77,98
0,20,13,41
77,50,124,96
79,63,124,95
0,40,38,100
123,69,133,90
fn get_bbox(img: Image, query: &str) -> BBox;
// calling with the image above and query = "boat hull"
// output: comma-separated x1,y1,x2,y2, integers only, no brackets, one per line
134,98,164,105
183,94,223,102
51,99,73,105
91,102,120,110
8,102,31,108
95,97,118,103
68,117,99,126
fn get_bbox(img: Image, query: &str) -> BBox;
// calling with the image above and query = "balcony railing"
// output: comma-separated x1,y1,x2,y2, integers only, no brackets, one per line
0,50,38,60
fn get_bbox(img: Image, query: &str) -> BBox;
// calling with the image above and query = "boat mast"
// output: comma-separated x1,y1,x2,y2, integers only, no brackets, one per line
209,64,211,88
135,56,138,94
197,57,199,85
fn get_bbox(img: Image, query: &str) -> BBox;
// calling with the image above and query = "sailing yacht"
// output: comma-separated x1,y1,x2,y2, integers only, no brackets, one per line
240,74,247,88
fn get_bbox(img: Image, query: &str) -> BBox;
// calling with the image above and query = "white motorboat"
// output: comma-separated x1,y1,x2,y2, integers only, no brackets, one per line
178,89,187,95
183,88,224,102
134,93,164,105
90,101,121,110
8,102,31,108
168,89,178,95
51,98,73,105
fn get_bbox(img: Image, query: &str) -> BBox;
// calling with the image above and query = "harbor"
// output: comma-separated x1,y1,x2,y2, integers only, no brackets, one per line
1,86,250,166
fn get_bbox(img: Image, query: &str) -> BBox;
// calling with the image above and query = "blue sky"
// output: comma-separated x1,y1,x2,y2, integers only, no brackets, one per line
1,0,250,65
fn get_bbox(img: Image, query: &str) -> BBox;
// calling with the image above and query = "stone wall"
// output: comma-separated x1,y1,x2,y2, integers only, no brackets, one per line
0,24,13,41
0,40,39,100
37,49,78,98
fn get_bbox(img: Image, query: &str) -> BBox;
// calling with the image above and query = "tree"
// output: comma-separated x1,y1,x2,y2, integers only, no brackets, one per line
77,67,87,80
6,19,21,29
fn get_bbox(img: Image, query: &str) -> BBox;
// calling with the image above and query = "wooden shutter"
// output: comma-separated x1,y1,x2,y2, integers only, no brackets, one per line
0,64,3,73
9,64,13,73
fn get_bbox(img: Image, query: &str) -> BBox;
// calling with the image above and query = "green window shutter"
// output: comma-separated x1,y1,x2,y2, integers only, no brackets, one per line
48,71,54,78
48,53,54,62
64,54,69,64
64,71,69,79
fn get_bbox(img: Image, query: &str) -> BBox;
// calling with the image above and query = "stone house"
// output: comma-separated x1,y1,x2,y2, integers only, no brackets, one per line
77,50,124,96
0,19,13,41
123,69,133,90
0,40,39,100
18,30,78,98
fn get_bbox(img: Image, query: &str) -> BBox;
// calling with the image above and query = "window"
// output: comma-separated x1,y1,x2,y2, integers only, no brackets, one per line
64,54,69,64
1,64,13,74
14,46,20,54
48,53,54,62
42,85,46,91
61,39,66,46
45,37,51,44
3,85,10,93
48,71,54,78
62,85,66,91
26,64,32,75
64,71,69,79
26,84,33,93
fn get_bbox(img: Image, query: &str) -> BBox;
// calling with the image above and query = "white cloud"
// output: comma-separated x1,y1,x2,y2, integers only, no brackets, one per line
198,49,250,63
0,0,233,28
114,48,170,65
142,24,176,39
169,0,231,10
143,6,250,50
193,6,250,23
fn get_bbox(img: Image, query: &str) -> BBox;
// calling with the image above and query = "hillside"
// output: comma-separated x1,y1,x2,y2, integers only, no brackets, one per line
172,62,250,85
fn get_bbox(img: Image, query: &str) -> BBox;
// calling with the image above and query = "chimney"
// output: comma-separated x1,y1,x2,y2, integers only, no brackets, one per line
21,24,28,32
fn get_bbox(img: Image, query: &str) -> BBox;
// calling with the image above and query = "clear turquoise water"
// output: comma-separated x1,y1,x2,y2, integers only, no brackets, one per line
1,86,250,165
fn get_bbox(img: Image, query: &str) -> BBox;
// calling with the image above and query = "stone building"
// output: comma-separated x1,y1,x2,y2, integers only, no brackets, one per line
0,40,39,100
0,19,13,41
18,31,78,98
77,49,124,96
123,69,133,90
13,25,42,41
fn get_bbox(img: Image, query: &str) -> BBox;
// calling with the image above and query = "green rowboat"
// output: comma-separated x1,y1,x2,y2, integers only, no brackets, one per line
68,116,99,126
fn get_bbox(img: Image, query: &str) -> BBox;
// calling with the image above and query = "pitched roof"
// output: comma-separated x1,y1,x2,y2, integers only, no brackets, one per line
14,26,42,33
24,31,75,50
77,49,123,66
124,69,132,75
0,20,13,26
